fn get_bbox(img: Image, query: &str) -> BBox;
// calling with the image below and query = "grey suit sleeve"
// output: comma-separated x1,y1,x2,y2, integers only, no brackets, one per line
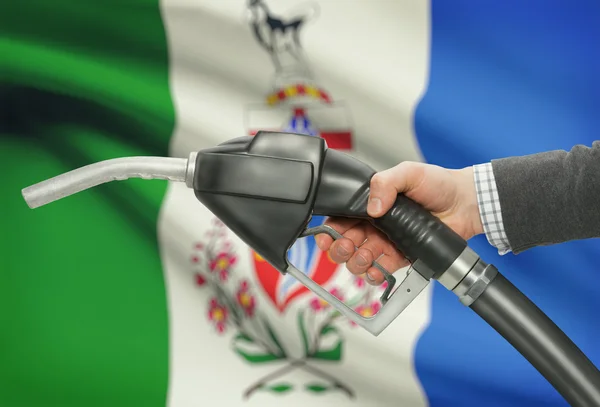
490,140,600,254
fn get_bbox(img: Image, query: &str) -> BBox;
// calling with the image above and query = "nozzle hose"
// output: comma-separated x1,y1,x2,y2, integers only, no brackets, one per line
22,156,193,209
470,273,600,407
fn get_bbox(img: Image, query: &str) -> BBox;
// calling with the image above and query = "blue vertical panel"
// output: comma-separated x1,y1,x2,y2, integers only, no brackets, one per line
413,2,600,406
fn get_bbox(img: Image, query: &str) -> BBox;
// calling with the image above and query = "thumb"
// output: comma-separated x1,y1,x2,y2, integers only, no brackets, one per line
367,162,422,218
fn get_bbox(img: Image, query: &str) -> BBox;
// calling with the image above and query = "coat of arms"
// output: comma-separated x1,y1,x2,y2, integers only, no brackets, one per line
189,0,385,400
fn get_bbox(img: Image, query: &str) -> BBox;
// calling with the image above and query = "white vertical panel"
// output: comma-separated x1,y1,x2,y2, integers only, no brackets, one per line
158,1,432,405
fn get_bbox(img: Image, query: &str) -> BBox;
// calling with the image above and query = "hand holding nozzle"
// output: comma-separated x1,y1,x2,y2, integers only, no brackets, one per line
315,162,483,285
21,153,198,209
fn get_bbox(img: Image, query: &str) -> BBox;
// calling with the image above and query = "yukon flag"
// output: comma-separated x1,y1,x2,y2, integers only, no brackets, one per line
2,1,599,407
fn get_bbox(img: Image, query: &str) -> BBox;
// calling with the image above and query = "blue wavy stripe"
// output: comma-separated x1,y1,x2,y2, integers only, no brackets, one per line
413,2,600,406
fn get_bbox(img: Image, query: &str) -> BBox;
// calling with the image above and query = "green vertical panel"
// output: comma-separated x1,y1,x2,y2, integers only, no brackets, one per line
1,1,175,406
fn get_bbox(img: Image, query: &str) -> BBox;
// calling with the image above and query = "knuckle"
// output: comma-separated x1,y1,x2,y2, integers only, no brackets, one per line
396,160,412,171
370,172,387,189
347,264,363,275
340,238,355,253
356,247,373,262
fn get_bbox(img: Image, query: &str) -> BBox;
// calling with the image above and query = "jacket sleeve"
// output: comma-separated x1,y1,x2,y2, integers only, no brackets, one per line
490,140,600,254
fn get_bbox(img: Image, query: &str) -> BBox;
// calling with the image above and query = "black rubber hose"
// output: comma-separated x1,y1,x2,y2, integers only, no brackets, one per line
470,273,600,407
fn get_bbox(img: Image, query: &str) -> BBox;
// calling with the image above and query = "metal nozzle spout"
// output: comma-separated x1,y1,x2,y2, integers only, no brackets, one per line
22,155,197,209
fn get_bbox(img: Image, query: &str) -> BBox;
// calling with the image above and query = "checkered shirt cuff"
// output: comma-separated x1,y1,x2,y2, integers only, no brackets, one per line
473,163,511,255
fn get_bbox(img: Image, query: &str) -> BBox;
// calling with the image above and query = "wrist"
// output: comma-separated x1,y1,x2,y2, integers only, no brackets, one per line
471,162,512,255
459,166,484,238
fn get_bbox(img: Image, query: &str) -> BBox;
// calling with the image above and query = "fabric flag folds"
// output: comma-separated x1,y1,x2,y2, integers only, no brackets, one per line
2,1,174,406
2,1,599,407
414,3,600,407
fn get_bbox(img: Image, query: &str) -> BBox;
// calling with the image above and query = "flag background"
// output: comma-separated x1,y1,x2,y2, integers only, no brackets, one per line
2,1,600,407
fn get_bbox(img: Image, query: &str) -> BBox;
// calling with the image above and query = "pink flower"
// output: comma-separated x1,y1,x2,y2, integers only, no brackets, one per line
309,288,344,312
236,280,256,317
208,298,228,334
350,301,382,326
354,274,367,288
195,242,204,250
190,255,200,264
209,252,237,274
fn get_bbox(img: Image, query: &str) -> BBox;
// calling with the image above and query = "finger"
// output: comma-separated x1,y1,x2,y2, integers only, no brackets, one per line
363,227,411,283
328,224,368,264
345,246,375,275
367,162,424,218
365,253,411,285
344,227,386,275
344,225,396,275
314,217,362,251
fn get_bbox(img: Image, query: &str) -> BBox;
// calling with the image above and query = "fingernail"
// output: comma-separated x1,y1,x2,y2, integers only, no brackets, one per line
336,246,349,257
356,254,368,267
367,273,379,286
368,197,382,215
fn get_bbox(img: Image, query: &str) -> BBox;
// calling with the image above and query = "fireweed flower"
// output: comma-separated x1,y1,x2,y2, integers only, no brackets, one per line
210,252,237,281
236,280,256,317
350,301,382,326
208,298,228,333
